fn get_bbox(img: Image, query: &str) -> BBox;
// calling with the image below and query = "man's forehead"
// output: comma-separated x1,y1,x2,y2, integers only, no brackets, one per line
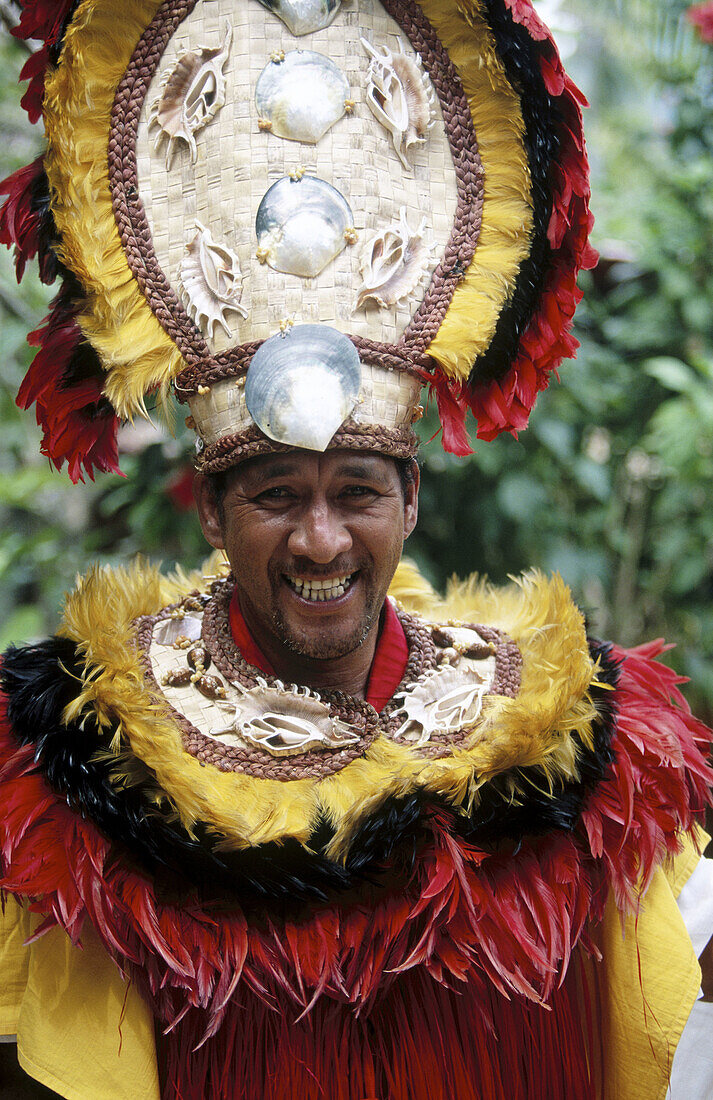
234,451,397,485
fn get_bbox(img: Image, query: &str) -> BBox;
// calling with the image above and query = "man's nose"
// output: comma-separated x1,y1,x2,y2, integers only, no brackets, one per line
287,501,352,563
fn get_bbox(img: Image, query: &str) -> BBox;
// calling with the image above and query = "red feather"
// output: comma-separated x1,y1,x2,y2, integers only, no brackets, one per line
0,157,47,282
16,285,120,483
0,633,711,1097
12,0,78,124
430,370,473,456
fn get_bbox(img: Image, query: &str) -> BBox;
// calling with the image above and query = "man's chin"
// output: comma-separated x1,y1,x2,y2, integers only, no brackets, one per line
278,622,371,662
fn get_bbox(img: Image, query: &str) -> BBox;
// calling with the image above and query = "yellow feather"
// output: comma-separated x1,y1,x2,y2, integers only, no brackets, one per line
387,558,439,613
418,0,534,380
59,558,320,848
43,0,186,421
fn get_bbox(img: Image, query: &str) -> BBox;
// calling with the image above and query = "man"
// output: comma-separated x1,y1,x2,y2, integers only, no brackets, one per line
0,0,711,1096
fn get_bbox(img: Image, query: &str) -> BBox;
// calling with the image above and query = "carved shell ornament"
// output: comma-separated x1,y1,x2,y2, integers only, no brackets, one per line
209,680,361,757
176,223,248,341
255,50,351,144
148,24,232,169
256,0,341,37
361,37,435,171
391,626,497,746
392,665,490,746
356,207,432,311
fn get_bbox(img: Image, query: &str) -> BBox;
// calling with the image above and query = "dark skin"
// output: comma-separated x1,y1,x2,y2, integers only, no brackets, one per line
194,450,419,699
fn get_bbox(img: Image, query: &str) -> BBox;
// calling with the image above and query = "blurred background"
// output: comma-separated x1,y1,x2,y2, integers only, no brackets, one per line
1,0,712,719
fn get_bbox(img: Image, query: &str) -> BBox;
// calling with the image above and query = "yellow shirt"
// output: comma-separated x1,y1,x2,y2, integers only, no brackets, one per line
0,835,706,1100
0,904,160,1099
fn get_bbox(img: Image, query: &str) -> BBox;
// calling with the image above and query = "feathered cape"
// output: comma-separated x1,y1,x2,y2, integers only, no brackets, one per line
0,559,711,1099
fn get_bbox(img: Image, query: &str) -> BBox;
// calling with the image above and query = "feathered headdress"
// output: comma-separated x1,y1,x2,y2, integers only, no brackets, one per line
1,0,595,481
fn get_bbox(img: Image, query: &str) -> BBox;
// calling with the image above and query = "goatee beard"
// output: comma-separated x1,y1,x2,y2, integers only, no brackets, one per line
271,607,375,661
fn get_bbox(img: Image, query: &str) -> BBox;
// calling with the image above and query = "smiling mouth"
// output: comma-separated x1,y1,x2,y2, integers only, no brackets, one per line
285,572,356,602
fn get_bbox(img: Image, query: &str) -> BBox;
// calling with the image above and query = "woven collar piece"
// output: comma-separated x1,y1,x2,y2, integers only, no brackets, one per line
1,0,596,479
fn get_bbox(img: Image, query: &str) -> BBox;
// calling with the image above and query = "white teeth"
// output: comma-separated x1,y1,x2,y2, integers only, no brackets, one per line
287,573,353,601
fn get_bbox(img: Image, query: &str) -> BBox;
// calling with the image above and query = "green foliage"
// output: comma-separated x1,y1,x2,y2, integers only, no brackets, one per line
0,5,712,718
412,0,713,717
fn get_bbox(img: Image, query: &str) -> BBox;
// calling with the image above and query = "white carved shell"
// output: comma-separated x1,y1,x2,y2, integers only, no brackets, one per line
356,207,432,310
361,37,435,171
255,51,350,144
149,24,232,169
210,681,360,756
176,223,248,341
392,665,491,746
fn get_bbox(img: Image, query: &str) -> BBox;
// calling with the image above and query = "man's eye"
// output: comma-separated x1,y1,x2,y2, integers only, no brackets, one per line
341,484,378,499
257,487,295,502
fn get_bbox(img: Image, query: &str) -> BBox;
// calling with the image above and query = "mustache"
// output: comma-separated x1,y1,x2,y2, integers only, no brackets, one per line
275,560,363,579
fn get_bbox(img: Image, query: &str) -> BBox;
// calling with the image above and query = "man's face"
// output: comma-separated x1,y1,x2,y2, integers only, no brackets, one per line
195,450,418,662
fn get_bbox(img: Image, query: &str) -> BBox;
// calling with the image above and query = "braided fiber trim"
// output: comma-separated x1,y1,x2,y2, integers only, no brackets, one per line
381,0,484,354
199,579,379,778
378,618,521,744
137,610,378,782
173,337,432,400
109,0,201,362
109,0,483,368
137,584,524,778
197,423,419,473
477,624,522,698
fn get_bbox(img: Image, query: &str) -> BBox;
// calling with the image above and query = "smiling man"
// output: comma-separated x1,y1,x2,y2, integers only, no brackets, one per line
1,0,712,1097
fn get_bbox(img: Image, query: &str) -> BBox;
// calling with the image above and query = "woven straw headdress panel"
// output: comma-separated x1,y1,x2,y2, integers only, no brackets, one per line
135,0,459,355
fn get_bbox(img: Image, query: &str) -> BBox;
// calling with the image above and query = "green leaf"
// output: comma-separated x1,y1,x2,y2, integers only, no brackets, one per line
643,357,696,393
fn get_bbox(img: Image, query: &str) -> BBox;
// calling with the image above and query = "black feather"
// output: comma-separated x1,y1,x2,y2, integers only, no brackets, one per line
28,168,61,286
467,0,560,387
1,638,618,912
1,641,353,912
47,1,84,66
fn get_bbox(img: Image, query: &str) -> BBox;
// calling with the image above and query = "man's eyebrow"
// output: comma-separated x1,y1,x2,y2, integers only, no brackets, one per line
335,461,389,481
243,460,300,482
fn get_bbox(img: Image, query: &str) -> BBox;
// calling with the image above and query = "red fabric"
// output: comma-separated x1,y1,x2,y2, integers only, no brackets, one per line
365,597,409,711
228,590,275,676
229,591,408,712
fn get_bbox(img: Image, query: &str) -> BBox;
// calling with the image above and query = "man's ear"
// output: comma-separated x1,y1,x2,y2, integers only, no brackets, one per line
403,461,419,540
193,473,225,550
